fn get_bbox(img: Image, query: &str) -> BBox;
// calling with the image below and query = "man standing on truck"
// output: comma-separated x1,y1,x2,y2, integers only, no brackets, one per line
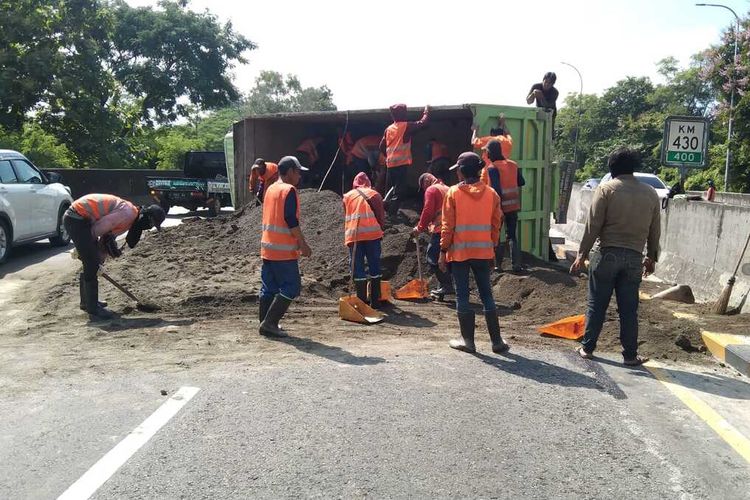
379,104,431,216
412,173,453,300
526,72,559,123
343,172,385,308
63,195,165,320
570,147,660,366
425,139,451,184
259,156,312,338
248,158,279,203
484,140,525,273
439,152,509,354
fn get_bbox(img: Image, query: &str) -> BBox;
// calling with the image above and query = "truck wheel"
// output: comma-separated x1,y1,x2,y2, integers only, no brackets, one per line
208,198,221,217
0,220,11,264
49,205,71,247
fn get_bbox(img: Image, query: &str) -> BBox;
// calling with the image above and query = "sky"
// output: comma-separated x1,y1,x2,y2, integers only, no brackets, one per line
126,0,745,111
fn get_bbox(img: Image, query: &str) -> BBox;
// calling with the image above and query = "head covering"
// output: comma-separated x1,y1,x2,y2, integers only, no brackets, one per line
418,173,438,191
253,158,265,166
278,155,309,175
144,204,166,231
390,103,408,122
352,171,371,189
450,152,483,172
708,179,715,187
486,140,503,160
125,205,166,249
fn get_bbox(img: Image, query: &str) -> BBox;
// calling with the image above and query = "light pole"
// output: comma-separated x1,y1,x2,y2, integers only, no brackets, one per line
697,3,740,191
561,61,583,166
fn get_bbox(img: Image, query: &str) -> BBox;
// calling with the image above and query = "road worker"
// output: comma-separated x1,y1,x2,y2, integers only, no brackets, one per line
485,140,525,273
471,117,513,183
412,173,454,300
347,135,382,189
379,104,431,216
343,171,385,308
295,137,323,186
439,152,509,354
425,139,451,184
258,156,312,338
248,158,279,203
63,194,165,319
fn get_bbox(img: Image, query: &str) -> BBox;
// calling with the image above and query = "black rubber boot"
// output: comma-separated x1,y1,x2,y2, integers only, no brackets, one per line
84,278,115,320
79,273,107,311
494,244,505,273
449,311,476,353
259,295,292,338
259,296,273,322
369,277,381,308
355,280,368,303
485,309,509,354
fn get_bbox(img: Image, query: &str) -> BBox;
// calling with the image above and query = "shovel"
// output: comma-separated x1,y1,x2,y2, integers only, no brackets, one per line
393,236,430,300
100,271,161,312
537,314,585,341
338,236,384,324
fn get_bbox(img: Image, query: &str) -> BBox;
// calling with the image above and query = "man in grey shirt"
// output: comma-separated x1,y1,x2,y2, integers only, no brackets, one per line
570,148,661,366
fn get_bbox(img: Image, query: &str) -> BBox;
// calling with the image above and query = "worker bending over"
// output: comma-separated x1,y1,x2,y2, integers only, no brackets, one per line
412,173,453,300
63,194,165,319
343,172,385,308
348,135,382,187
439,152,509,354
380,104,430,216
295,137,323,186
259,156,312,338
485,140,525,273
249,158,279,203
425,139,451,184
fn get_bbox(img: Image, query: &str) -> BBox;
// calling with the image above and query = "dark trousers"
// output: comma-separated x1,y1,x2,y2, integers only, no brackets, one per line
495,211,521,268
386,165,408,200
63,211,99,280
349,239,382,280
581,247,643,360
427,233,453,291
451,259,496,314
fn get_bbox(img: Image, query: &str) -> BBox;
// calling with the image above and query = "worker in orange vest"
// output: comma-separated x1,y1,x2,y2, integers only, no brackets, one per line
379,104,431,216
347,135,382,189
295,137,323,186
248,158,279,203
259,156,312,338
63,194,165,319
472,116,513,182
412,173,453,300
343,172,385,307
439,152,509,354
425,139,451,184
485,140,526,273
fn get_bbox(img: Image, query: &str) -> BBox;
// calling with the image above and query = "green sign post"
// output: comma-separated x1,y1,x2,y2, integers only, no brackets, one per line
661,115,709,168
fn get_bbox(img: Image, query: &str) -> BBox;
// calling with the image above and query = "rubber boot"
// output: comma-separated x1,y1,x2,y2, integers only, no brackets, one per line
494,244,505,273
79,273,107,311
510,239,525,273
259,295,273,323
84,278,115,320
449,311,476,353
369,277,381,309
259,295,292,338
355,280,368,303
485,309,509,354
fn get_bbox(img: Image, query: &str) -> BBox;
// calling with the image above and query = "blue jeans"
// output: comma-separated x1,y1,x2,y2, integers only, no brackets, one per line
349,239,382,281
581,247,643,359
426,233,441,267
451,259,496,314
260,259,301,300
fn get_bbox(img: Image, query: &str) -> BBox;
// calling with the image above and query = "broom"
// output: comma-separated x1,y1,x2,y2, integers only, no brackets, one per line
713,230,750,315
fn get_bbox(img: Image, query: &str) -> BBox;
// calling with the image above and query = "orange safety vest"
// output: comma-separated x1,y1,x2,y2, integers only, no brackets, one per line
261,182,301,261
385,122,412,168
72,194,138,235
475,134,513,167
343,187,384,245
296,139,319,165
427,183,450,234
497,160,521,213
445,185,497,262
249,162,280,193
351,136,382,160
429,141,450,162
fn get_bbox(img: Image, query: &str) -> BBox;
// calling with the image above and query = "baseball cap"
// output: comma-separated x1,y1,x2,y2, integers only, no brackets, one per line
278,155,309,174
144,204,166,231
449,152,483,171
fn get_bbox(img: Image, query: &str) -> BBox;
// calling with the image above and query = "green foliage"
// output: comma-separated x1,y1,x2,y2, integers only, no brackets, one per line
245,71,337,114
0,124,75,168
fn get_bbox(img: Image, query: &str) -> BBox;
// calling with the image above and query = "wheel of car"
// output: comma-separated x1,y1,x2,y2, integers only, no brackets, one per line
0,220,10,264
49,205,71,247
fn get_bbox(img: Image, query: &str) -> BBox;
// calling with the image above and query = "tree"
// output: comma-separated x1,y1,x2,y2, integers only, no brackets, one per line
245,71,336,114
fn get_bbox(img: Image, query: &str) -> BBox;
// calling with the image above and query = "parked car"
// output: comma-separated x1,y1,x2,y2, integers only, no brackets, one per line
600,172,670,200
0,150,73,264
582,178,600,190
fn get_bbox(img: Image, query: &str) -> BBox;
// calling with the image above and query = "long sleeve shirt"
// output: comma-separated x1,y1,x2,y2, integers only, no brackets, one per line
440,182,503,252
92,203,138,239
578,174,661,261
416,185,443,233
379,108,430,156
284,189,299,229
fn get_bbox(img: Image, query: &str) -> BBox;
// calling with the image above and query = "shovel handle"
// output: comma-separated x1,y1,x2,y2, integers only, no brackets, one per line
100,271,140,303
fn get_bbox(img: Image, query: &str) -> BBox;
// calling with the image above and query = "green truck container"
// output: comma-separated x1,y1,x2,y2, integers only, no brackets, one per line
229,104,554,259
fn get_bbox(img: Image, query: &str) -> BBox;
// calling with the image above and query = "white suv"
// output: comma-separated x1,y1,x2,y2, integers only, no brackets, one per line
0,149,73,264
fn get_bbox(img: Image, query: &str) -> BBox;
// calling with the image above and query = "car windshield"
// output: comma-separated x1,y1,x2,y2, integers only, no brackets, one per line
638,176,666,189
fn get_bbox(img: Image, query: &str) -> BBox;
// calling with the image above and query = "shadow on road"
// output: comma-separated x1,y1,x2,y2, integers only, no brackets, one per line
93,317,195,333
271,336,386,366
381,305,437,328
0,241,72,279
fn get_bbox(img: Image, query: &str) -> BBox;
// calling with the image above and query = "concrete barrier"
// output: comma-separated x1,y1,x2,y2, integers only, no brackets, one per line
558,183,750,313
686,190,750,208
44,169,184,206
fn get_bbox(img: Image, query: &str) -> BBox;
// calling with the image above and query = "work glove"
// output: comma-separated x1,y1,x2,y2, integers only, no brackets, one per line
101,234,122,259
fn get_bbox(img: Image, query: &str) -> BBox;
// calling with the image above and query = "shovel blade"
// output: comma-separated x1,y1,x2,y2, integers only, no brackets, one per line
537,314,585,341
393,279,430,300
367,280,392,302
339,296,384,324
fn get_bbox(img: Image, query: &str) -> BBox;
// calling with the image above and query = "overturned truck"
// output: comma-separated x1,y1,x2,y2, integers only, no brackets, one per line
227,104,557,260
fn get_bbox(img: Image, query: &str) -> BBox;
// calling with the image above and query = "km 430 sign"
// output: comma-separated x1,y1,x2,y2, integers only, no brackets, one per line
661,116,709,168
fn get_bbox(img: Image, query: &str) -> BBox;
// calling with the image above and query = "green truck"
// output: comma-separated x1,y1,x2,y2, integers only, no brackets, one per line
147,151,231,216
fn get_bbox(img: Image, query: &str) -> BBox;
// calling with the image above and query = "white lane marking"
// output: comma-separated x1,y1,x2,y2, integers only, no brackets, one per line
57,386,200,500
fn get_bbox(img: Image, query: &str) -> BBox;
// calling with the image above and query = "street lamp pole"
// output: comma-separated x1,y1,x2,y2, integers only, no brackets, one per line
696,3,740,191
561,61,583,166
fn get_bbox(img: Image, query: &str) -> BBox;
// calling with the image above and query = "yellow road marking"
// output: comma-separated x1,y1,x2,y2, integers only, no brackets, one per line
646,362,750,464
